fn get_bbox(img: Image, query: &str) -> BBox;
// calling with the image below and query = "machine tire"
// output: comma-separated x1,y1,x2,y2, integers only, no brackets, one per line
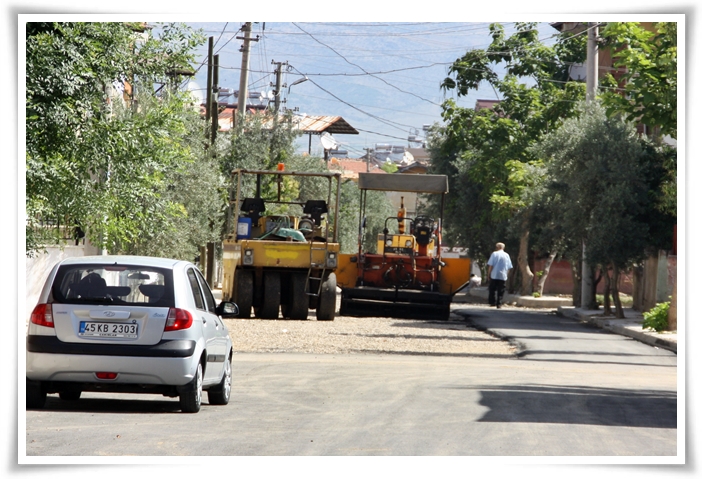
234,269,253,318
26,379,46,409
308,294,319,310
179,362,203,413
207,353,232,406
281,273,309,319
316,273,337,321
255,271,281,319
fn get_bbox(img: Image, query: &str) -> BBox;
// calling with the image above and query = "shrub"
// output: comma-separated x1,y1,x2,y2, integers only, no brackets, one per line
642,301,670,332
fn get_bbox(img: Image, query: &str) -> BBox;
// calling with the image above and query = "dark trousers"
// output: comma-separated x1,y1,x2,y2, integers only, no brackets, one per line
488,279,506,307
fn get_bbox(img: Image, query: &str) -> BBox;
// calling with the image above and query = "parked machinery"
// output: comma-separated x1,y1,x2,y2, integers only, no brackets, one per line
221,167,342,321
336,173,470,320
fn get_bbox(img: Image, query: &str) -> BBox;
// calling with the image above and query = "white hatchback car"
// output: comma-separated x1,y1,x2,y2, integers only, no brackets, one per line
26,255,239,413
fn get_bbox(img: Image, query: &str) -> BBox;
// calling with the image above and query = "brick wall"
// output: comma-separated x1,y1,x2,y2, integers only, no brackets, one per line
532,259,634,296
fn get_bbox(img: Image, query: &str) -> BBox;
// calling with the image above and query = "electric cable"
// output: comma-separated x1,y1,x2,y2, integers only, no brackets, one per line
289,66,417,132
292,22,441,107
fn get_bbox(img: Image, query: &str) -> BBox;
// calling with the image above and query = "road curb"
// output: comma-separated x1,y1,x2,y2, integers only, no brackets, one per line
453,288,573,308
453,305,676,355
557,307,677,354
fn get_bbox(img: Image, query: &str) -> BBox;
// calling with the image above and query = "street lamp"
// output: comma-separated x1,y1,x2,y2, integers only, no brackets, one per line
287,76,308,94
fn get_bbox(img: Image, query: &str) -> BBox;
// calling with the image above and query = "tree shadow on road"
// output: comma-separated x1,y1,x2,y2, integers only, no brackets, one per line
458,384,677,428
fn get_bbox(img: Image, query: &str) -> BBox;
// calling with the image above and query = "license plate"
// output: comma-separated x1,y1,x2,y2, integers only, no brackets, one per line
79,321,138,338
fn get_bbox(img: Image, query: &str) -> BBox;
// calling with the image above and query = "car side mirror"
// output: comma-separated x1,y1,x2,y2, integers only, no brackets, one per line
216,301,240,318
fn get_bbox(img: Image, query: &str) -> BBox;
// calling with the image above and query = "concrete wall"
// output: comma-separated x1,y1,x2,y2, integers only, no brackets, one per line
632,251,676,312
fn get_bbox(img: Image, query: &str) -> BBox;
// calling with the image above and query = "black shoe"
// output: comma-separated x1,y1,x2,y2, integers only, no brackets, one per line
496,304,502,309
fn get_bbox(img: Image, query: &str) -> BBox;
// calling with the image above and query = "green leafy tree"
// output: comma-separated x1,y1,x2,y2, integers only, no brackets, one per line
600,22,677,140
222,112,301,175
534,101,673,317
434,22,586,293
26,21,207,256
121,110,225,260
599,21,677,322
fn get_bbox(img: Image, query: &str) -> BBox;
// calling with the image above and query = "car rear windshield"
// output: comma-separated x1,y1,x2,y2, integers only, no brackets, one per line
51,264,175,307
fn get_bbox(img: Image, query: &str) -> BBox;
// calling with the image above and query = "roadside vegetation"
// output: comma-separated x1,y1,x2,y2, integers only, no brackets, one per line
25,22,391,260
430,22,676,319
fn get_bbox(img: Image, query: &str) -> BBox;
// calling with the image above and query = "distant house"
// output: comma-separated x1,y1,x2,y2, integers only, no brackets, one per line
475,99,500,111
398,162,429,175
371,144,407,165
327,157,385,180
405,147,430,163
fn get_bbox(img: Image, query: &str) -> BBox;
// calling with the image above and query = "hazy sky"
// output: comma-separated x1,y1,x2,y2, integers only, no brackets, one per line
185,21,558,157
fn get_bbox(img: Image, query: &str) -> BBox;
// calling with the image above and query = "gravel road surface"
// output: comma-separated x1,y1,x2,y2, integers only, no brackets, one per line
223,302,518,357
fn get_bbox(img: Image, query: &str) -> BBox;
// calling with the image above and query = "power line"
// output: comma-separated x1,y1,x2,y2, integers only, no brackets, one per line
288,67,417,133
292,22,441,107
264,22,504,38
291,91,440,119
212,22,228,50
296,62,454,77
354,128,414,142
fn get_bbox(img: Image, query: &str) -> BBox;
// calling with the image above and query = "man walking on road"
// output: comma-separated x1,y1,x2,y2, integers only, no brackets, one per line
487,242,513,308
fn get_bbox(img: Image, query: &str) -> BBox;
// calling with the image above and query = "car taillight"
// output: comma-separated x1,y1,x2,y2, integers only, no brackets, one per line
165,308,193,331
30,304,54,328
95,372,118,380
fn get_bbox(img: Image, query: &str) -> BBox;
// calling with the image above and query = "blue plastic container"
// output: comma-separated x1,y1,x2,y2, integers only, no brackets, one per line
237,217,252,239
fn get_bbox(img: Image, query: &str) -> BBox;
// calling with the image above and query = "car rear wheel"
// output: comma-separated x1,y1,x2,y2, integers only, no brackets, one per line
255,271,281,319
26,379,46,409
208,354,232,405
316,273,337,321
179,362,203,413
234,269,253,318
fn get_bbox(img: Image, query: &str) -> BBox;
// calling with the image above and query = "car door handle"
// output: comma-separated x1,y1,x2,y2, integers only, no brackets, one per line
202,316,207,324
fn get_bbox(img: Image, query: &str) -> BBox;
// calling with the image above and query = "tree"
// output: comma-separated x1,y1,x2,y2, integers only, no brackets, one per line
533,101,672,317
599,22,677,325
221,112,301,176
433,22,586,293
120,110,225,260
26,22,207,257
600,22,677,140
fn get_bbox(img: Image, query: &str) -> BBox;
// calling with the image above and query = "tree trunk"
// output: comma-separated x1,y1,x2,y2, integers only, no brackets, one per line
583,264,599,310
631,263,644,311
603,265,613,316
518,227,534,295
536,251,557,296
571,260,582,307
612,264,624,318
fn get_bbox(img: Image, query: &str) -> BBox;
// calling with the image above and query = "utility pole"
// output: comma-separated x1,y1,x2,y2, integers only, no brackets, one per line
271,60,287,113
205,37,213,124
201,37,214,275
581,22,599,310
210,54,219,147
364,148,373,172
205,53,219,287
236,22,255,127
